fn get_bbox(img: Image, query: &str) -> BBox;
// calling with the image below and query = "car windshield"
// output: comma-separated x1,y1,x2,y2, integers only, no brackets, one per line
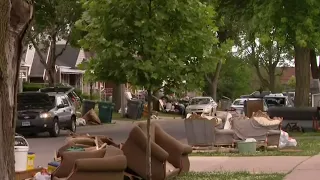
49,96,56,105
190,98,210,105
264,97,286,107
18,93,54,110
233,99,244,106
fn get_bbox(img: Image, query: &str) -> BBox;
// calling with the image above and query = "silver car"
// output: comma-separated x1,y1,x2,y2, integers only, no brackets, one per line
185,97,218,116
230,98,268,114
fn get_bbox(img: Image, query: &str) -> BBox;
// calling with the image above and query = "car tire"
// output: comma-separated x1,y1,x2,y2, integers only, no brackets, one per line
68,115,77,133
49,118,60,137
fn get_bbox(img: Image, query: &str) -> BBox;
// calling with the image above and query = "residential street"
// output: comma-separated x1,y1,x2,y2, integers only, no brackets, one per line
27,118,186,166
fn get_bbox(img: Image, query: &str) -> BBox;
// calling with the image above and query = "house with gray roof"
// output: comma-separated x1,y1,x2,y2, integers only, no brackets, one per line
21,41,93,93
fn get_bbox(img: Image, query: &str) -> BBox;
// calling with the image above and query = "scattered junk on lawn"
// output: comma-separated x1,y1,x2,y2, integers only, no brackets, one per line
185,110,299,154
21,122,192,180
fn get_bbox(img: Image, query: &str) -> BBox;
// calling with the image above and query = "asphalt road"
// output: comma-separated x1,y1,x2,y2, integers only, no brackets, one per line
26,118,187,166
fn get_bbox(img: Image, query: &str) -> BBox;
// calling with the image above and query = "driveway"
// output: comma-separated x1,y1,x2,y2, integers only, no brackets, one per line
27,118,186,166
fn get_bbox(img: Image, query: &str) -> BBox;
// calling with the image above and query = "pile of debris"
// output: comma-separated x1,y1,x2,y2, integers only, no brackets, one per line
186,113,222,126
251,110,283,127
76,109,102,126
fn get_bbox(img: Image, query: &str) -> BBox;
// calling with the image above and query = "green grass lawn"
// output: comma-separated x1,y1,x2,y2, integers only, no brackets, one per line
177,172,285,180
192,137,320,157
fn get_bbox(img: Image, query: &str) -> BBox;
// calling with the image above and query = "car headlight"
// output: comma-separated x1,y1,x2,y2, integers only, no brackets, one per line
40,113,51,119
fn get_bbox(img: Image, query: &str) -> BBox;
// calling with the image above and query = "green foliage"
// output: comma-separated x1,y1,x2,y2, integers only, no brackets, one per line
81,92,100,100
23,83,46,92
76,0,219,92
203,55,254,99
77,60,96,83
287,76,296,89
29,0,83,50
251,0,320,48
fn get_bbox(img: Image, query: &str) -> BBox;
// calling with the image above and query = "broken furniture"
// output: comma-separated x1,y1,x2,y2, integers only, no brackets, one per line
52,146,126,180
121,124,191,180
244,99,264,118
57,134,119,158
137,122,192,173
215,111,233,129
231,115,281,147
184,116,235,147
82,109,101,125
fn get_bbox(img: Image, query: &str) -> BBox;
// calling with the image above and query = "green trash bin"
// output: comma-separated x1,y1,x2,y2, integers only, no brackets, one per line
98,101,114,123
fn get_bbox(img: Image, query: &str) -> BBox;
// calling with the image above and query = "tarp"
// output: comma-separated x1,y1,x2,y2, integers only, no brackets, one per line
232,117,280,141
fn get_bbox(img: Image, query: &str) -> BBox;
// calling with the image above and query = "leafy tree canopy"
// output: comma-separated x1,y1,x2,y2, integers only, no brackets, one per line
251,0,320,48
30,0,83,47
76,0,219,92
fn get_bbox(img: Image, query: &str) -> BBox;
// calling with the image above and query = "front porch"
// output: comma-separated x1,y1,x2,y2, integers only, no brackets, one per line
59,67,85,91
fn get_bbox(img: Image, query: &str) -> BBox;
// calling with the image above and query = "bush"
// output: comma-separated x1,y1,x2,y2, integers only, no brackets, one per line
23,83,47,92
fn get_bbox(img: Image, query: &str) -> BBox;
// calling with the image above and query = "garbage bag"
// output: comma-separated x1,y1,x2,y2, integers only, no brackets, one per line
279,130,297,148
34,172,51,180
76,118,86,126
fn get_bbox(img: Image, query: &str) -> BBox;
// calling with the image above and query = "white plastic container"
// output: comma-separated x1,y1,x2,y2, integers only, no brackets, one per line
14,135,29,172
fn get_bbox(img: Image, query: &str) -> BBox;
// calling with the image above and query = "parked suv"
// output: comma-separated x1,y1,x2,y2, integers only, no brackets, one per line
16,92,77,137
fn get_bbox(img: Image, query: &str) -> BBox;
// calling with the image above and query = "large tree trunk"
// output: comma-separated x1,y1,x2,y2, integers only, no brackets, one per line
112,84,121,112
210,60,222,101
89,82,93,99
268,67,276,92
309,48,319,79
294,46,310,107
0,0,32,179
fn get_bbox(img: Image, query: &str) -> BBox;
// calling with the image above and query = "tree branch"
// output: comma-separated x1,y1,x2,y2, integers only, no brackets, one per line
28,32,48,69
205,74,212,84
253,62,269,88
54,33,71,59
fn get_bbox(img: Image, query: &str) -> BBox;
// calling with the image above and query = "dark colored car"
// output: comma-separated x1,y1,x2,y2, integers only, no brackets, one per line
16,92,77,137
39,86,82,109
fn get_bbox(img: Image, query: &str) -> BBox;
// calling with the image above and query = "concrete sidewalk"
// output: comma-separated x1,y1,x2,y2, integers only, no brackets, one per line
189,155,320,179
284,155,320,180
